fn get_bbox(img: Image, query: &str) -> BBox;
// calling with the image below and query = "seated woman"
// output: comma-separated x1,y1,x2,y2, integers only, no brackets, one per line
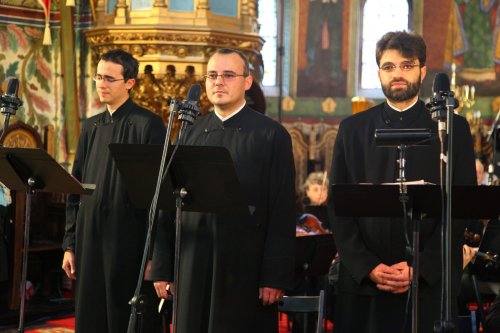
302,171,328,206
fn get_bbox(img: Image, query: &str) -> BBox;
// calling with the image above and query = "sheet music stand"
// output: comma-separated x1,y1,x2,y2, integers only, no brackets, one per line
468,219,500,329
292,234,336,333
330,184,500,333
295,234,336,280
0,147,93,333
109,143,249,333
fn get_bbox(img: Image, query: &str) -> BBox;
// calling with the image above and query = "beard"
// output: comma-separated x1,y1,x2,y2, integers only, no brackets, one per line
381,74,421,102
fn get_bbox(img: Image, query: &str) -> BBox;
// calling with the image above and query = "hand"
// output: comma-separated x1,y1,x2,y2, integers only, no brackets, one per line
369,262,411,294
259,287,284,306
386,262,412,293
463,245,478,269
154,281,174,299
62,250,76,280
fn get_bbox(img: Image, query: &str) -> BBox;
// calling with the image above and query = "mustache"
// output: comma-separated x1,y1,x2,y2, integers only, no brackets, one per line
390,79,409,85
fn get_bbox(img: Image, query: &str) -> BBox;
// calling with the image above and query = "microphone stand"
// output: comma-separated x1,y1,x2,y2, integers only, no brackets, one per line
435,92,456,333
2,106,39,333
0,101,17,146
126,99,181,333
168,93,200,333
0,112,12,145
126,86,200,333
0,81,27,333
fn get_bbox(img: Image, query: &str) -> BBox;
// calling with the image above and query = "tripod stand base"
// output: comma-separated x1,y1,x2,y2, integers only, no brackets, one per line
434,320,457,333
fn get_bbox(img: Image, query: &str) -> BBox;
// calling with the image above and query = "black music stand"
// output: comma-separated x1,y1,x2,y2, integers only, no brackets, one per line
467,219,500,329
295,234,336,280
109,143,249,333
331,184,500,333
0,147,93,333
291,234,336,333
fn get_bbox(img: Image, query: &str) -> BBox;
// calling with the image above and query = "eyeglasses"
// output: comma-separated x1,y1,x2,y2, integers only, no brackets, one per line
93,74,126,83
204,72,247,81
379,62,420,73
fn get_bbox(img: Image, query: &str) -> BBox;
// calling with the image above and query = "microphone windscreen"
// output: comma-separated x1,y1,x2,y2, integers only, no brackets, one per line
186,84,201,102
432,73,450,94
6,78,19,96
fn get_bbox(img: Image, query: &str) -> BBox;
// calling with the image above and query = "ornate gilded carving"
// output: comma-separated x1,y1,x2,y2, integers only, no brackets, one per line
86,31,263,51
3,130,38,148
86,0,263,130
130,64,210,141
2,125,42,149
284,122,339,192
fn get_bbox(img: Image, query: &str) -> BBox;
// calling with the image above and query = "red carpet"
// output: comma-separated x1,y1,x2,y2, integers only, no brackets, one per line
24,315,333,332
25,317,75,333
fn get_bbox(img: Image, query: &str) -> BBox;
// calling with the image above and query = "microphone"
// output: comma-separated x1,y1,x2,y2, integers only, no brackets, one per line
178,84,201,125
0,77,23,115
426,73,451,122
433,72,450,96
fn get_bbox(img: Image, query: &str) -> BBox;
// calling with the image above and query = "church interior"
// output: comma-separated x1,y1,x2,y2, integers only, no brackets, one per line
1,0,500,332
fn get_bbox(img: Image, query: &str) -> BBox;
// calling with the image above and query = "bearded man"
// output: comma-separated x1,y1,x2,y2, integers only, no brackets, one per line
328,31,476,333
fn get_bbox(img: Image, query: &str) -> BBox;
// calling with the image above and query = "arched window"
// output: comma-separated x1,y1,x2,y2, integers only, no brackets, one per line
258,0,278,87
358,0,410,97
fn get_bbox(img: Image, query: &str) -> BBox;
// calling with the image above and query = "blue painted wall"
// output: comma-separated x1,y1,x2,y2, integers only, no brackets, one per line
131,0,152,10
210,0,238,17
170,0,194,12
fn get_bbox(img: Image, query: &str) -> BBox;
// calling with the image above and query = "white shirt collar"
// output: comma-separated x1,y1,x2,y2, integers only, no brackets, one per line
214,102,246,122
386,98,418,112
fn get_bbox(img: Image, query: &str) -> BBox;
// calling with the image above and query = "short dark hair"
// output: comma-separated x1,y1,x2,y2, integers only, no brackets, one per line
375,31,427,67
212,48,250,76
99,49,139,80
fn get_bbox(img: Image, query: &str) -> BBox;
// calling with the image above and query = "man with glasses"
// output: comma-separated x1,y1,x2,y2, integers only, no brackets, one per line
61,49,165,333
151,48,296,333
328,31,476,332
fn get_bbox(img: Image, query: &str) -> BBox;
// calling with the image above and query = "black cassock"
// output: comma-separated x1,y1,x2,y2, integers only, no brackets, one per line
151,105,296,333
62,98,166,333
328,101,476,333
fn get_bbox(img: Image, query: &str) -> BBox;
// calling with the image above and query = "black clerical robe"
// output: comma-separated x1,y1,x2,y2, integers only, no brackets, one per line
151,105,296,333
62,98,166,333
329,101,476,333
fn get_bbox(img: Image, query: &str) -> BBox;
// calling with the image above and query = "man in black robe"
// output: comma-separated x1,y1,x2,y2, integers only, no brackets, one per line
328,31,476,333
61,49,165,333
151,48,296,333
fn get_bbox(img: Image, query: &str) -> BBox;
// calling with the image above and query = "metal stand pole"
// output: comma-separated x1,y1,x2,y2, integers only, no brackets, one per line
127,99,180,333
17,178,36,333
397,145,420,333
171,188,187,333
443,95,455,331
435,94,457,333
411,212,420,333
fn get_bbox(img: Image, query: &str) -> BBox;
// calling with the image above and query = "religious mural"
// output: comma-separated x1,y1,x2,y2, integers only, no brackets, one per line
0,23,54,134
297,0,349,97
0,0,95,163
445,0,500,96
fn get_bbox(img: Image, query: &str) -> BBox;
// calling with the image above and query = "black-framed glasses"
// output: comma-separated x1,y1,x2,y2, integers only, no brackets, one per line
93,74,126,83
204,72,246,81
379,62,420,73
